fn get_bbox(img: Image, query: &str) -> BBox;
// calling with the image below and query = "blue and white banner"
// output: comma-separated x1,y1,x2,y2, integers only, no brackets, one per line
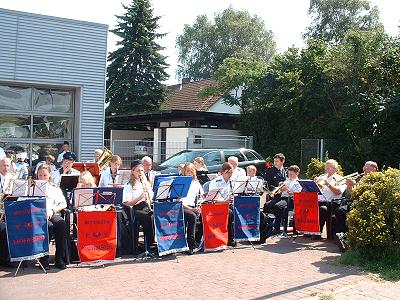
153,201,189,256
5,197,49,262
233,196,260,241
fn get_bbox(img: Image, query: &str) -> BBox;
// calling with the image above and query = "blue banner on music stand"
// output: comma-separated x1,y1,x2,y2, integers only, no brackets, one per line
233,195,260,241
153,201,189,256
4,197,49,262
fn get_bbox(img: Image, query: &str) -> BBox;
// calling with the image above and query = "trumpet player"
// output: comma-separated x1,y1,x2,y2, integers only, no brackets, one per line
263,153,287,234
122,160,154,253
176,163,204,253
316,159,347,235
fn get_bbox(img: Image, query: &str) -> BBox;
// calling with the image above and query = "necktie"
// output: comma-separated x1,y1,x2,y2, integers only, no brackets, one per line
145,172,150,181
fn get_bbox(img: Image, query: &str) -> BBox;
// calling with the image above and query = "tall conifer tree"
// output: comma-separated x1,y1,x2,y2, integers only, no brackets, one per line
106,0,168,115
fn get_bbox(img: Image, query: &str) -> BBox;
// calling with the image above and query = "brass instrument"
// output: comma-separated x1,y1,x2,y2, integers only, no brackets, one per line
336,172,364,184
269,181,286,198
97,147,113,173
0,175,14,221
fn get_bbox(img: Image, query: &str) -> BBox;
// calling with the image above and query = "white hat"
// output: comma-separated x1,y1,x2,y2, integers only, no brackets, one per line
16,152,28,160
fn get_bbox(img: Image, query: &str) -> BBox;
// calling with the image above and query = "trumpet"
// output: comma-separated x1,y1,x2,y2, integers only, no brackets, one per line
269,181,286,198
336,172,364,184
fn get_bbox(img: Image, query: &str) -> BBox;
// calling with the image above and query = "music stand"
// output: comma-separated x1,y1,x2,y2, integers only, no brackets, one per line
153,176,192,202
298,180,326,201
72,187,123,209
196,170,209,185
60,175,80,207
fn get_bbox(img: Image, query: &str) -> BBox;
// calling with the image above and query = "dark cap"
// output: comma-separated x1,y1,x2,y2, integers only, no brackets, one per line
130,159,142,169
63,141,70,146
63,151,77,161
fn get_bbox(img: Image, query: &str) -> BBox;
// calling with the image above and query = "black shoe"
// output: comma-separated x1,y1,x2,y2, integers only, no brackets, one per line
39,256,50,270
186,249,195,255
228,241,237,247
55,259,66,270
334,233,347,253
272,229,282,235
311,235,322,240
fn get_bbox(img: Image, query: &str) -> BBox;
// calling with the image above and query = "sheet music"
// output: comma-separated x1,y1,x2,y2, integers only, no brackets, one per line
232,176,249,194
12,180,29,197
115,170,131,185
247,179,263,193
32,180,49,196
74,189,94,207
155,179,173,200
206,188,224,201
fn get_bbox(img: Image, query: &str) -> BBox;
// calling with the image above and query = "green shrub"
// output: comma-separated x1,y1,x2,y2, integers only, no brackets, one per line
305,158,343,179
347,168,400,250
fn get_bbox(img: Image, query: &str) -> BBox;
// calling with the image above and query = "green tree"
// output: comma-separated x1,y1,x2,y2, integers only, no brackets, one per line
304,0,383,44
106,0,168,116
176,7,276,80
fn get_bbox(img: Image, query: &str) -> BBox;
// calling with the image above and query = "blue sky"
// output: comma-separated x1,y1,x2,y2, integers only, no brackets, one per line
1,0,399,84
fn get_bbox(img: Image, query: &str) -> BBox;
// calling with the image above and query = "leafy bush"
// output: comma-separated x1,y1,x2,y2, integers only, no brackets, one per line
305,158,343,179
347,168,400,250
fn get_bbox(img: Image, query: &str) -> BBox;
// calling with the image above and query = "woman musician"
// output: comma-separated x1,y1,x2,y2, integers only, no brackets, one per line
122,160,154,253
176,163,204,254
98,155,124,188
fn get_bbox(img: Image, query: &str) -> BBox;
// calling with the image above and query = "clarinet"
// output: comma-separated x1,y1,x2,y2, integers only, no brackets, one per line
139,173,153,212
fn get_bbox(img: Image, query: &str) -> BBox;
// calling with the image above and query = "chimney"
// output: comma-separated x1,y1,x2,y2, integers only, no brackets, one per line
181,78,191,84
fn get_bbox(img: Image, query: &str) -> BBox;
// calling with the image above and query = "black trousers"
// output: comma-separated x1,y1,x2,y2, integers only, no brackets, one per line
0,216,67,264
264,197,287,231
47,215,67,262
133,204,154,251
0,221,9,264
333,203,352,234
184,208,198,249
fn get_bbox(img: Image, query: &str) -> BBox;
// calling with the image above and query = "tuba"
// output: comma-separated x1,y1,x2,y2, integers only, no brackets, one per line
97,147,113,173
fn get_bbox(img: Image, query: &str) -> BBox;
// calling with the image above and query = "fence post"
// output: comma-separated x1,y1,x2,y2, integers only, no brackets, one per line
248,136,254,149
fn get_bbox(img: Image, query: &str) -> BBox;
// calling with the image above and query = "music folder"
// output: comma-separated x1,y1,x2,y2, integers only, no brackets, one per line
298,180,327,201
153,175,192,201
60,174,79,191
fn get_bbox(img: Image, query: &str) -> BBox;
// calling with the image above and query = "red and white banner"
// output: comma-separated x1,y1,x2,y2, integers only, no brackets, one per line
294,192,320,234
77,211,117,262
201,203,229,251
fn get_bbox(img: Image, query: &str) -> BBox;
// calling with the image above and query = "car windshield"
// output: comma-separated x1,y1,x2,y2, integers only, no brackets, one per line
160,150,208,167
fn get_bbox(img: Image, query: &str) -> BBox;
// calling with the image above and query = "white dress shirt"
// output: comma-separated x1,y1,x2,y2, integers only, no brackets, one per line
208,175,232,200
123,180,154,206
318,173,347,202
51,167,80,186
98,167,117,187
45,184,67,218
281,178,302,198
180,179,204,207
231,167,246,182
0,172,13,194
57,151,66,163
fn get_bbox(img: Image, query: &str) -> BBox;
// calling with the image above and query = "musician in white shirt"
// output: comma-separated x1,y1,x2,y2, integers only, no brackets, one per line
98,155,123,188
280,165,302,198
123,160,154,252
228,156,246,182
52,152,80,186
0,157,13,195
177,163,204,253
57,141,70,164
316,159,347,234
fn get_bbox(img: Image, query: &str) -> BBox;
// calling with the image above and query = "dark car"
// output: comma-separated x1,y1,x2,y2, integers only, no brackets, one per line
154,148,268,179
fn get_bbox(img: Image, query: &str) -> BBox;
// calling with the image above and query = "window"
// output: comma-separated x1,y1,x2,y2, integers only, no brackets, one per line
243,150,260,161
0,83,74,165
203,151,222,166
223,150,246,162
193,135,202,144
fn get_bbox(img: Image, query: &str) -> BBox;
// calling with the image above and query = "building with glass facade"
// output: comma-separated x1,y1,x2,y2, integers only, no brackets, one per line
0,8,107,164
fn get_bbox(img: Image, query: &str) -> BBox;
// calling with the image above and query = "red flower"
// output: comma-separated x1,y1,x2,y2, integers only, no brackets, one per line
266,162,271,168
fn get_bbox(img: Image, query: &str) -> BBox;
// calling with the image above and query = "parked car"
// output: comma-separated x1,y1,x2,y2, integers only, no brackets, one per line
154,148,269,179
134,139,153,156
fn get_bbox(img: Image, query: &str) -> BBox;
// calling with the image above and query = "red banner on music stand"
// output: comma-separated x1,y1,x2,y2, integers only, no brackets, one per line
294,192,320,234
201,203,229,251
77,211,117,262
72,162,100,184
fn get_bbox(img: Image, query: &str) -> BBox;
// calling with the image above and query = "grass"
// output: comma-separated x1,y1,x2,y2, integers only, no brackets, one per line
337,247,400,281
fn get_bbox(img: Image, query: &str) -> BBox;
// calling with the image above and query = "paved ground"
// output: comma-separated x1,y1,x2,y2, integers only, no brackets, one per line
0,236,399,300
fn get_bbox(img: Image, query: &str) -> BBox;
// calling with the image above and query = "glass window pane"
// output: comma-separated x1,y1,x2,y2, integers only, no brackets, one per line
223,150,246,162
33,89,73,113
0,85,32,110
0,115,31,138
33,116,72,139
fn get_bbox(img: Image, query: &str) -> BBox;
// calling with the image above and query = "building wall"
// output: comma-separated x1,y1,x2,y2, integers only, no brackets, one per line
207,98,241,115
0,9,108,161
165,128,189,159
187,128,246,149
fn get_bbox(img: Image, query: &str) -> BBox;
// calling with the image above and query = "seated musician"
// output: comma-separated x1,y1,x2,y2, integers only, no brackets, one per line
228,156,246,182
246,165,264,194
194,157,208,172
263,153,287,234
51,152,80,186
98,155,123,188
0,157,13,267
122,160,154,253
36,165,68,269
77,171,97,188
177,163,204,254
334,161,378,236
280,165,302,198
208,162,235,246
316,159,347,236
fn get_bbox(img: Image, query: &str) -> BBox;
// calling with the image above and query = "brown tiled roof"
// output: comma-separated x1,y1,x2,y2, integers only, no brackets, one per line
162,79,222,112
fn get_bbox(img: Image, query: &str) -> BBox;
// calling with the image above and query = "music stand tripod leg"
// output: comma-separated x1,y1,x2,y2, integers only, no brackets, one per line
36,258,48,274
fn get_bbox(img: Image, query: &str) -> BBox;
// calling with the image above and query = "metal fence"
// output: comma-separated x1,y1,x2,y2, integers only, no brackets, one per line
300,138,339,171
104,135,253,168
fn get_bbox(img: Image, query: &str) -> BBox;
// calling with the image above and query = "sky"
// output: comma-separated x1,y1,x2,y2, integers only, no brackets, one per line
1,0,399,84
